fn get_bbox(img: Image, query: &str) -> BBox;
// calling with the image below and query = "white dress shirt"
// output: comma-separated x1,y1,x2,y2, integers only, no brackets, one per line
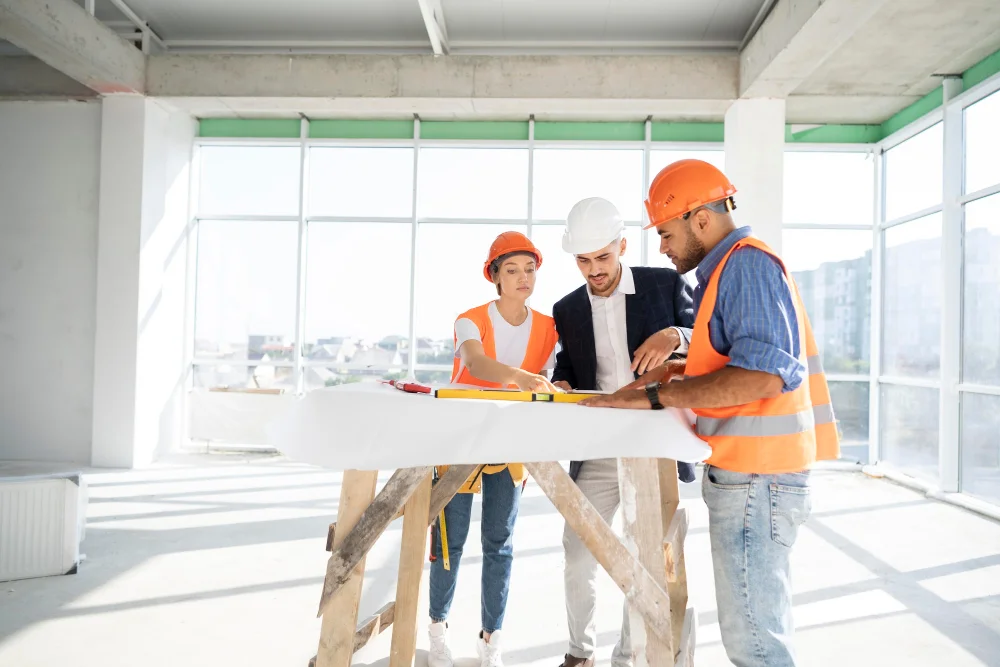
589,264,688,392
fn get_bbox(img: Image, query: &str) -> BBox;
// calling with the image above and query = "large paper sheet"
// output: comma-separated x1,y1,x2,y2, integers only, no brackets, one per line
267,384,711,471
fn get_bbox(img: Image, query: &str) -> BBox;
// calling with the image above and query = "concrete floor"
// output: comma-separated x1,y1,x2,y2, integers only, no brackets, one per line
1,453,999,667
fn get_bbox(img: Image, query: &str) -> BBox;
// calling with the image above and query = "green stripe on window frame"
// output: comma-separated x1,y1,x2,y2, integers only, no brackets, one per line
651,122,725,142
533,121,645,142
309,120,414,139
420,121,529,140
199,119,301,138
785,124,882,144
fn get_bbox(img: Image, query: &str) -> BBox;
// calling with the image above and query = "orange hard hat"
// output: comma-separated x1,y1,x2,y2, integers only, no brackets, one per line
644,159,737,229
483,231,543,282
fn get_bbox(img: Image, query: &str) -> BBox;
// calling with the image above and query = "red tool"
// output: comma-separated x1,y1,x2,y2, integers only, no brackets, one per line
380,379,432,394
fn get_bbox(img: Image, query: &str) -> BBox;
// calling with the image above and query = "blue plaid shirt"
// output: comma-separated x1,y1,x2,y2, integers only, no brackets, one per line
693,226,805,393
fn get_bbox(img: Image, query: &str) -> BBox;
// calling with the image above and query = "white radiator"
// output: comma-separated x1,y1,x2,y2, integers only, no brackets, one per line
0,473,87,582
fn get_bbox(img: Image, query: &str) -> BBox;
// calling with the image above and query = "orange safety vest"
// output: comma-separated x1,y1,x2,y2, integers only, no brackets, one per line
442,302,559,493
686,236,840,474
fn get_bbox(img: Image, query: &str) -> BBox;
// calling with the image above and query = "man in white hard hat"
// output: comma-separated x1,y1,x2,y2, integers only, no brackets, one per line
551,197,696,667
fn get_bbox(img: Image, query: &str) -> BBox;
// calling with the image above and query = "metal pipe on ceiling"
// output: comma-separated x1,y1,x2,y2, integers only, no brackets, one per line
106,0,166,52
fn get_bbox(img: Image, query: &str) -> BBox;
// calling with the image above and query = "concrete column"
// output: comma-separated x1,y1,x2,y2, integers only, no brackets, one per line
724,99,786,252
92,97,145,468
91,97,195,468
939,76,964,492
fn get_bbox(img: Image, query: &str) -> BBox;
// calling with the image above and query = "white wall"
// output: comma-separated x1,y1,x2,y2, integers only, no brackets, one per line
0,101,102,464
92,97,195,468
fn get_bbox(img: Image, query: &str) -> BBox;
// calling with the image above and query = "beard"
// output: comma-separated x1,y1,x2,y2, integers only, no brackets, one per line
673,229,708,275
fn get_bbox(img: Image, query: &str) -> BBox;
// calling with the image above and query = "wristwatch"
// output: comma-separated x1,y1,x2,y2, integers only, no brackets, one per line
645,381,665,410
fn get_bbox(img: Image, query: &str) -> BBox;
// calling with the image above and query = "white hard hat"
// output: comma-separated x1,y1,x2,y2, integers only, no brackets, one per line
562,197,625,255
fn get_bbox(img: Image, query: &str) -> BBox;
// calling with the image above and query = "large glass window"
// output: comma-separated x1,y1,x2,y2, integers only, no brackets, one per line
964,91,1000,195
304,222,412,367
308,147,413,218
783,229,872,374
194,220,298,362
199,146,301,217
419,148,528,220
830,382,870,461
533,149,643,222
884,123,943,221
961,393,1000,506
881,384,940,484
963,193,1000,386
784,152,874,226
882,213,942,378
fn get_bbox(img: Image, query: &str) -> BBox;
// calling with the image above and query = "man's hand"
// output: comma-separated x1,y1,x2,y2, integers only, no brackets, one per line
630,328,681,375
622,360,684,391
513,370,561,393
553,381,573,392
579,388,649,409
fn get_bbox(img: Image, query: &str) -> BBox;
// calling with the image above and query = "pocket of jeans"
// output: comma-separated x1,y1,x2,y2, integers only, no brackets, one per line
769,483,811,548
701,465,752,507
704,465,753,489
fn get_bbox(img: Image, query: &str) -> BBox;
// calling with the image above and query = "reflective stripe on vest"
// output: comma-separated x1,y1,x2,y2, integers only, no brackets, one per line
807,354,823,375
694,403,835,439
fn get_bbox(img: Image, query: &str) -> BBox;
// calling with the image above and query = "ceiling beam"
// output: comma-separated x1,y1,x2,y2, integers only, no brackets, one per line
416,0,449,55
146,53,737,112
0,56,97,98
0,0,145,94
739,0,889,98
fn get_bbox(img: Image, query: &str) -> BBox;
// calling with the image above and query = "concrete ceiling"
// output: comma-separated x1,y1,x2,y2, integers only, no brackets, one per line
2,0,1000,126
74,0,768,51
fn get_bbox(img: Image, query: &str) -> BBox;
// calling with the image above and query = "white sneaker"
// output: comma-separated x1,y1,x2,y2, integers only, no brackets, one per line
477,631,503,667
428,622,454,667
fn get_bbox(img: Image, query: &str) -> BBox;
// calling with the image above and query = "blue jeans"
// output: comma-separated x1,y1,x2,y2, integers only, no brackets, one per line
429,467,522,634
701,465,812,667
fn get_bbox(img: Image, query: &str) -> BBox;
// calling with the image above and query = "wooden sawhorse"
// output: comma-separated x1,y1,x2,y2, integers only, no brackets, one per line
309,459,694,667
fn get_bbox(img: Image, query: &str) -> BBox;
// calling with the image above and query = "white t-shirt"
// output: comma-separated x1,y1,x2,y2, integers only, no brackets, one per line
454,302,556,377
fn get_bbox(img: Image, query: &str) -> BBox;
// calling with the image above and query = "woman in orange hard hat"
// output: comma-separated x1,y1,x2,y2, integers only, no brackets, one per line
582,159,839,667
427,231,559,667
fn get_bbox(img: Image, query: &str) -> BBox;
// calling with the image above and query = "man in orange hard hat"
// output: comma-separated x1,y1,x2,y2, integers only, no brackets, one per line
581,160,840,667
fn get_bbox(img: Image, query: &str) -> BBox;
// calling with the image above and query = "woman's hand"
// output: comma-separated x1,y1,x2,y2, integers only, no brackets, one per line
513,370,561,393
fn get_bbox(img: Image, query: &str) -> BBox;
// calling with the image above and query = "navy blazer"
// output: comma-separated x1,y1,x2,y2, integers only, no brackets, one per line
551,266,697,483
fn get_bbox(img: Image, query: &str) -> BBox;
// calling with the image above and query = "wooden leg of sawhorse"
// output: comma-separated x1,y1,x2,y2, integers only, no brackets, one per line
316,469,379,667
619,458,672,667
658,460,694,667
525,462,675,653
389,472,432,667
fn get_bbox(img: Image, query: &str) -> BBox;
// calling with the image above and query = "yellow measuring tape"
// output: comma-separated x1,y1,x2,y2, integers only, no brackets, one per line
438,510,450,571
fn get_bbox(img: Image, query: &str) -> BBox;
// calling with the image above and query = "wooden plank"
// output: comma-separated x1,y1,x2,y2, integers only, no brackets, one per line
657,459,681,525
315,469,379,667
619,458,672,667
657,459,687,659
673,607,697,667
390,473,433,667
356,601,397,653
662,508,689,583
325,522,337,552
385,464,479,525
524,462,674,647
317,466,433,615
308,602,397,666
427,464,479,523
